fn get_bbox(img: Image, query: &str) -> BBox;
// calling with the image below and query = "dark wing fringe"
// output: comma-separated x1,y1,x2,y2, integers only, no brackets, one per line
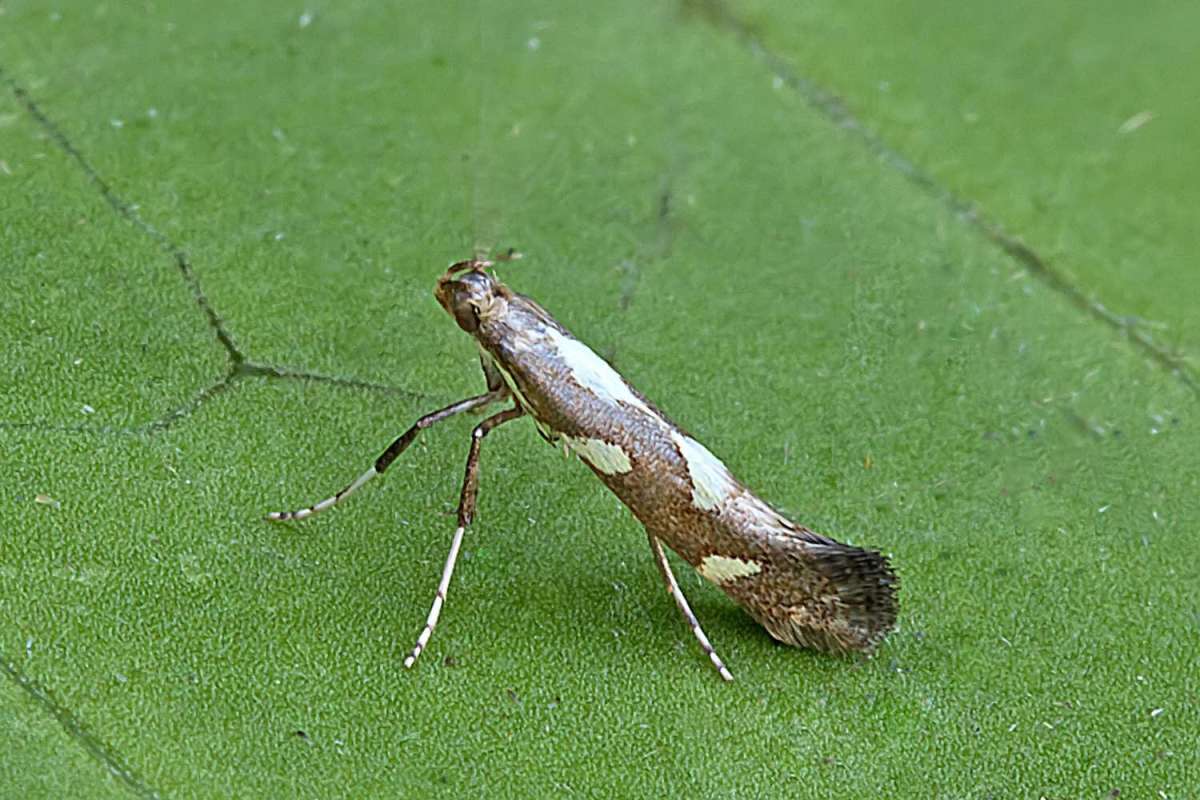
765,542,898,654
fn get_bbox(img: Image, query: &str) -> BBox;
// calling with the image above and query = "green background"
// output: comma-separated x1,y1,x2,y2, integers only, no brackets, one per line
2,1,1196,797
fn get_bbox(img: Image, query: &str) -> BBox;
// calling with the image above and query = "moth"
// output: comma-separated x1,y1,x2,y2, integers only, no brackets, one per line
267,259,898,680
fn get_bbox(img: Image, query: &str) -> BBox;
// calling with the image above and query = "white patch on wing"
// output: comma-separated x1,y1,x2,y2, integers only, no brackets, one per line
699,554,762,585
671,431,738,510
546,328,653,415
565,436,632,474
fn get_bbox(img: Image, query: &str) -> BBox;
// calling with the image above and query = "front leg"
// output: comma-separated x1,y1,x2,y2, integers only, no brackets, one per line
265,389,506,522
404,405,524,668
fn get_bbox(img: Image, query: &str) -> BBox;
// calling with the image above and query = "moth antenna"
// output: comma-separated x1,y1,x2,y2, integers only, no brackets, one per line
470,245,521,264
446,257,493,275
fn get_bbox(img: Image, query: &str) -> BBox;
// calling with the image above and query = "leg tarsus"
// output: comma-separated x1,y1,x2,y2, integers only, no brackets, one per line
264,466,378,522
647,533,734,682
404,523,465,668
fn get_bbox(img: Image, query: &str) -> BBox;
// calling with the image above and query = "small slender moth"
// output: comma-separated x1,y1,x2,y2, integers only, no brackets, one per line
267,259,898,681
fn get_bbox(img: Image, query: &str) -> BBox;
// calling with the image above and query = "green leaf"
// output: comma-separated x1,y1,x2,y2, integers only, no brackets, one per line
3,1,1196,797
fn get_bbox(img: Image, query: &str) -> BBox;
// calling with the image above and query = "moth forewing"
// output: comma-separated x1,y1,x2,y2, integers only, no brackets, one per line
267,259,897,681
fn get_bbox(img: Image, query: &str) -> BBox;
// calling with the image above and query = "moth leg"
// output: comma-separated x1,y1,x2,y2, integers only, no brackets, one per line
404,405,524,668
265,390,505,522
480,353,505,394
647,533,734,682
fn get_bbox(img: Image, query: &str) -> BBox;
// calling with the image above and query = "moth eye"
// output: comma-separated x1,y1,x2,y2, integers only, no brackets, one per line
453,301,481,333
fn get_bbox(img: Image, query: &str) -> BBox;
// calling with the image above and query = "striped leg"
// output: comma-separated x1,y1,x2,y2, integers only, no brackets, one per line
647,533,734,682
404,405,524,668
265,390,503,522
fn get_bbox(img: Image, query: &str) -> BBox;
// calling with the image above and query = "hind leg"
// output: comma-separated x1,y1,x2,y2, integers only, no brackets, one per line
646,533,734,682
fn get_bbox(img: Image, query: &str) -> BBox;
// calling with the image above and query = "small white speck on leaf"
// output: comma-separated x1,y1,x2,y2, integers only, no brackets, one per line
35,494,61,509
110,118,124,129
626,133,637,147
274,232,285,241
772,76,784,90
25,638,33,657
81,404,96,414
147,107,159,119
1150,707,1164,718
1008,723,1017,732
299,10,314,27
1098,504,1110,514
0,160,11,175
73,357,83,365
527,36,540,50
1117,110,1153,134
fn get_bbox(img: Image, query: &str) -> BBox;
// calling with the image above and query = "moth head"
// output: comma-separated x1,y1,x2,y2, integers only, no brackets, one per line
435,259,504,334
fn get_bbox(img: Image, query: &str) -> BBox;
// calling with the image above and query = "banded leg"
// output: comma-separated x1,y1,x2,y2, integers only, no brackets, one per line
265,390,504,522
647,533,734,682
404,405,524,668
